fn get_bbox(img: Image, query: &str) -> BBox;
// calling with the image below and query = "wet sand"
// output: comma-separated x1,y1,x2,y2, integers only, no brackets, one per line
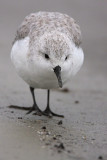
0,0,107,159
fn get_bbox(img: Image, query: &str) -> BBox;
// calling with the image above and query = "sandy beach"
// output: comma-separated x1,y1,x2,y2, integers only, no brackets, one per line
0,0,107,159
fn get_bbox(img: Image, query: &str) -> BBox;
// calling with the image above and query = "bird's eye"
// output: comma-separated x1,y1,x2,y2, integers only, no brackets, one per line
45,54,49,60
65,55,68,61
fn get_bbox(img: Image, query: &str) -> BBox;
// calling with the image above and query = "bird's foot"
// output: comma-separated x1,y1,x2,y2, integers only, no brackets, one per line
8,105,64,117
8,105,33,111
26,106,43,116
42,107,64,118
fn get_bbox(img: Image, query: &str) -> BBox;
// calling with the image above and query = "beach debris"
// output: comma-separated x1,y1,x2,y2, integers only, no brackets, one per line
82,135,86,140
61,88,70,93
58,120,63,125
54,142,65,153
37,127,51,142
98,156,103,160
74,100,79,104
18,117,22,119
53,135,57,140
41,126,46,130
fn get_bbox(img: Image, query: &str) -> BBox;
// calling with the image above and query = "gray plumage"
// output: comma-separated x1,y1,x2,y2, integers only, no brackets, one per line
13,12,82,47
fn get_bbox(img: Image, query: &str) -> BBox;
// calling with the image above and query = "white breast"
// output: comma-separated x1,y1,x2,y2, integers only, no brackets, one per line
11,37,34,86
11,37,84,89
11,37,60,89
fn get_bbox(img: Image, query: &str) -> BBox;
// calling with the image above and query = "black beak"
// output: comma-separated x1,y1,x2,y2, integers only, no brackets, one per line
54,66,63,88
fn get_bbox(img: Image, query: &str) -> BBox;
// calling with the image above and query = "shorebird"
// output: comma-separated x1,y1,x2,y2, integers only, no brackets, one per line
11,12,84,117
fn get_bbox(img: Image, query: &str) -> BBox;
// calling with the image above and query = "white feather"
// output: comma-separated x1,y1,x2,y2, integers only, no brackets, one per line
11,35,84,89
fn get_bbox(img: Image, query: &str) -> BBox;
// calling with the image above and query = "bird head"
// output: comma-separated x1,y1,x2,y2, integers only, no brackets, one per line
28,31,84,88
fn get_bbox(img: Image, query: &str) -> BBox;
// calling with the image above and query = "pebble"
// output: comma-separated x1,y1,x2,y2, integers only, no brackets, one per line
75,100,79,104
58,120,63,125
41,126,46,130
82,135,86,140
18,117,22,119
54,142,65,150
61,88,70,93
98,156,103,160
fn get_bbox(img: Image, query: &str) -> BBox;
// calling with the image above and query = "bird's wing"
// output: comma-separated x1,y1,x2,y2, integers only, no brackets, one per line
13,13,38,44
13,12,82,47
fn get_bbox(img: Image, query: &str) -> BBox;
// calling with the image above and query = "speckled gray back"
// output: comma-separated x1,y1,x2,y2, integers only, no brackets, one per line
13,12,82,47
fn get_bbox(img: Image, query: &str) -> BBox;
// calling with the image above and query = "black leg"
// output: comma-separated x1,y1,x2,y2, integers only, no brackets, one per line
43,90,64,117
26,87,42,115
8,87,64,118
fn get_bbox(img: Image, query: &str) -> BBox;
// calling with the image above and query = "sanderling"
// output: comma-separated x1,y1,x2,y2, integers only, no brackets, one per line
11,12,84,117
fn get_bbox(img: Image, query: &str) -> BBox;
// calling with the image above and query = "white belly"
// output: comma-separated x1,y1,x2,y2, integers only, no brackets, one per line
11,37,84,89
11,37,67,89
